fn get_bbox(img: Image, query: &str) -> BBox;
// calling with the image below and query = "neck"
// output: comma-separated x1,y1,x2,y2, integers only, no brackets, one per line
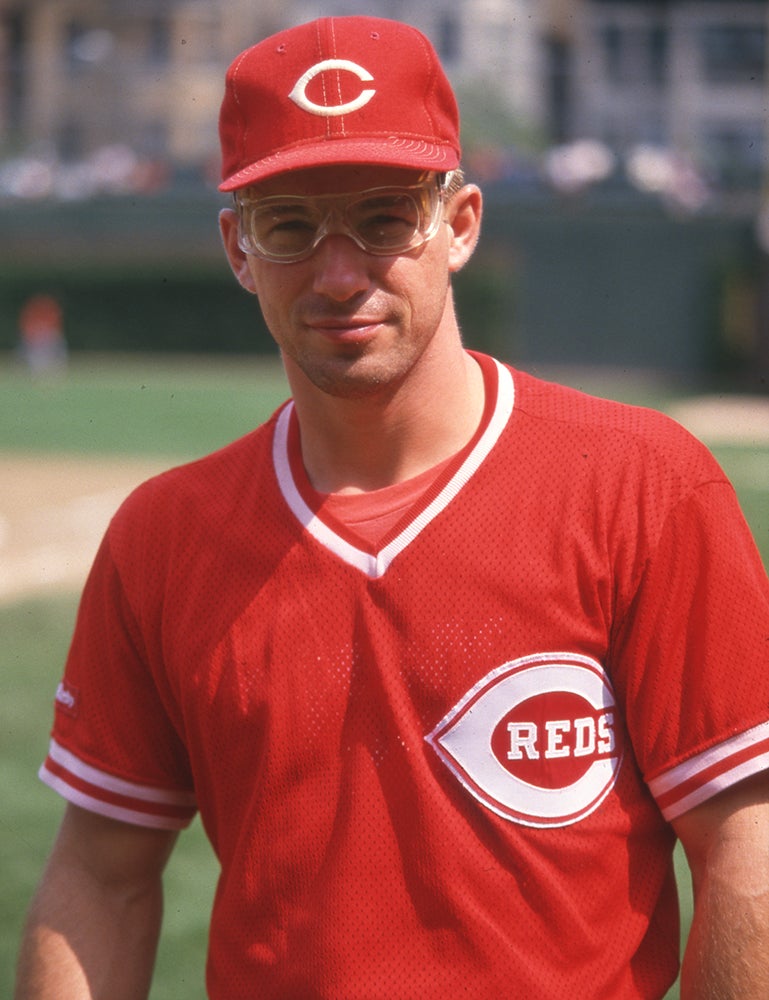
285,337,485,495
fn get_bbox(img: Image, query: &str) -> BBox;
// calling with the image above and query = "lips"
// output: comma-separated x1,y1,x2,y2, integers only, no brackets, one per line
305,316,385,342
308,317,382,330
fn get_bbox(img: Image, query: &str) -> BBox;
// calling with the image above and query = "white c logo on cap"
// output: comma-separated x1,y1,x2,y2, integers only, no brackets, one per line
289,59,376,117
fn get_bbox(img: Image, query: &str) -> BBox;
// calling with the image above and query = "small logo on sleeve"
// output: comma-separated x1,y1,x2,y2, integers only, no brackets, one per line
54,680,79,718
426,652,624,828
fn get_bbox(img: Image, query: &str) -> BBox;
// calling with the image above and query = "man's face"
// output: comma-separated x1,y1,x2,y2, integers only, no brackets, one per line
221,165,475,401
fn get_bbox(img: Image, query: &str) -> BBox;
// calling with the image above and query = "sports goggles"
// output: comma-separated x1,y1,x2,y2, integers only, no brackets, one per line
235,173,451,263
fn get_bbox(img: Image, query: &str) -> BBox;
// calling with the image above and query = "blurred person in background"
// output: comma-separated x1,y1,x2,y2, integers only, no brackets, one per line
17,294,67,377
15,16,769,1000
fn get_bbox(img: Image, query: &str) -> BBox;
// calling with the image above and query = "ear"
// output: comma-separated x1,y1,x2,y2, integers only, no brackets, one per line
445,184,482,274
219,208,257,293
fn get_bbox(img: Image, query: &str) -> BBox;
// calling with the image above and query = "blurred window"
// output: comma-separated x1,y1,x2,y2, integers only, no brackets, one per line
602,23,668,85
437,13,461,63
546,36,571,144
701,24,766,84
65,21,87,73
648,25,667,84
147,15,171,66
703,120,765,189
3,10,25,129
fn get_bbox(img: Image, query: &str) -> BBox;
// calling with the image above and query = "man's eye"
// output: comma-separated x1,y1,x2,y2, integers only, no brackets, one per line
357,196,417,225
261,207,314,228
361,213,413,233
354,197,419,239
252,208,317,247
268,218,315,234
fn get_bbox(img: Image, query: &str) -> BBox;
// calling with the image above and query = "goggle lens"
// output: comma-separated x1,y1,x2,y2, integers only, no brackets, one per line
236,178,446,263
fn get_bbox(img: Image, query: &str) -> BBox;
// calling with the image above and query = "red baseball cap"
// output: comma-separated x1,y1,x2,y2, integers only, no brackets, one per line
218,16,461,191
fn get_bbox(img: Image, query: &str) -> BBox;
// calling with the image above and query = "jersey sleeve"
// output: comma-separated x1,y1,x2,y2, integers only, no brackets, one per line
614,474,769,821
39,507,198,830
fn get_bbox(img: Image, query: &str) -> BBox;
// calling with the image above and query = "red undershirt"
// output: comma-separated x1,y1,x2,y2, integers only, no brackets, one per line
310,456,454,548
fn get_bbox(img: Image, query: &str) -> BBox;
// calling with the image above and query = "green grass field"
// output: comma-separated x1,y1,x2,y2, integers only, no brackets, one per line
2,354,289,999
1,354,766,999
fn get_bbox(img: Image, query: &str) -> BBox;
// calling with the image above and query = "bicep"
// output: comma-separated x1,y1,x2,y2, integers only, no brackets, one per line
673,771,769,893
16,806,180,997
673,772,769,998
48,804,179,889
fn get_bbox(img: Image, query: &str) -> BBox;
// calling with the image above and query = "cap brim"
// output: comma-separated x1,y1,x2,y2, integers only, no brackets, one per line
219,137,459,191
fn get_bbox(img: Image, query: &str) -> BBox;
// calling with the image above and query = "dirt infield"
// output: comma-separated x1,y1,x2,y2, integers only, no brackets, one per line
1,393,767,606
0,453,170,605
667,395,769,445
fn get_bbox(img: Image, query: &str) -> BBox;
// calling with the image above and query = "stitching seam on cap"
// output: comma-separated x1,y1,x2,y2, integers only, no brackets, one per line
328,18,342,137
413,29,438,137
228,49,252,167
224,138,452,185
318,18,333,139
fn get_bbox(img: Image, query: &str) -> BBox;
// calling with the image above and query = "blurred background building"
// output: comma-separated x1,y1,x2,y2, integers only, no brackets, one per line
0,0,767,383
0,0,766,206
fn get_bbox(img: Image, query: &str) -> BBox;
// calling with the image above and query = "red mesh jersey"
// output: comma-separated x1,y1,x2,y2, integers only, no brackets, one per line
41,353,769,999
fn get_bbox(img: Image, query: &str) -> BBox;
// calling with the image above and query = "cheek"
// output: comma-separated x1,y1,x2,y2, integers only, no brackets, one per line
385,243,450,313
251,267,300,326
401,257,450,328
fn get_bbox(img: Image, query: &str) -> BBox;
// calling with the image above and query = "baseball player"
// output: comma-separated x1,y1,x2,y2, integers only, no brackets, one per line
15,16,769,1000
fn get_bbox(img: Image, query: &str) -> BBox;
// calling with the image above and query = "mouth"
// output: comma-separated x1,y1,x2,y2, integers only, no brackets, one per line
306,317,384,342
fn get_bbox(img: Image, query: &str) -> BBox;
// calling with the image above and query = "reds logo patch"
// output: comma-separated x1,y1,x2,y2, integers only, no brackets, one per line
288,59,376,117
425,652,624,828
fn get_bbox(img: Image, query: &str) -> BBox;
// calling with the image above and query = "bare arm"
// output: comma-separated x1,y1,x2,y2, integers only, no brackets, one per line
15,803,178,1000
674,772,769,999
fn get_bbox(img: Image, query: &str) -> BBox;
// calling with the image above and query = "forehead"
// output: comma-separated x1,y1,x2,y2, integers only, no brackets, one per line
243,164,427,199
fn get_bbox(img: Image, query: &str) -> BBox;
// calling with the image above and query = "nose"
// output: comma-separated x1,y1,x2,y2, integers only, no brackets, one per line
311,234,371,302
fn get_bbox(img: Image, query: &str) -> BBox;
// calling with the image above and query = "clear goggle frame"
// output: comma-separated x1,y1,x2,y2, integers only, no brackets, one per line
235,172,454,264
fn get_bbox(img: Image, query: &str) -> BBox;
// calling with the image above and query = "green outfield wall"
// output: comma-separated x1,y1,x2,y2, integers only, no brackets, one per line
0,191,763,386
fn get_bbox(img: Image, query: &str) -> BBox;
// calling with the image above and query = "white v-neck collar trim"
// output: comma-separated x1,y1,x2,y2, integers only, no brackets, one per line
272,357,515,579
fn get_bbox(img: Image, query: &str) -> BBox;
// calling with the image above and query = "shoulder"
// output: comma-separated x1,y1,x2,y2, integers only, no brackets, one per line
108,407,286,547
506,365,725,488
512,365,689,441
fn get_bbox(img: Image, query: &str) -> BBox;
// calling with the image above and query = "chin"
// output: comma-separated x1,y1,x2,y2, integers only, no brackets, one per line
308,359,411,401
289,339,424,401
